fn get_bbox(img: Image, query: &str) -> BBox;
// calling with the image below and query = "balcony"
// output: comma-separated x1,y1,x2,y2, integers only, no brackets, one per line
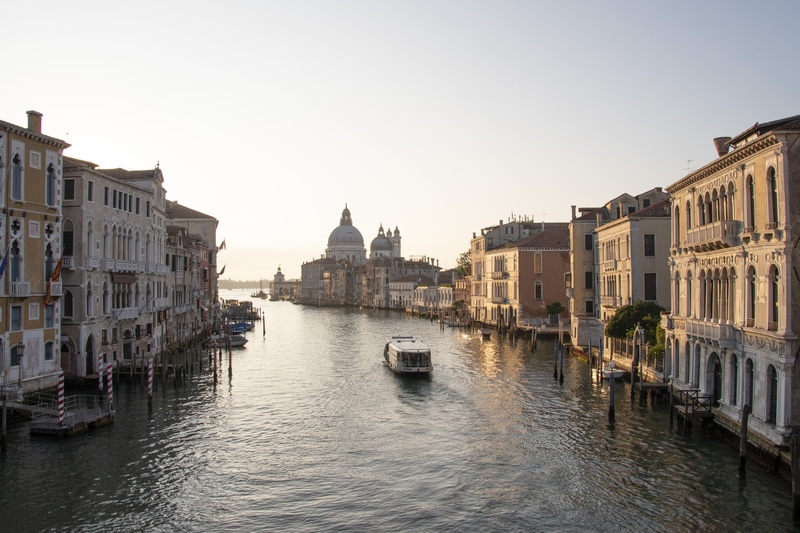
490,297,508,304
601,295,622,307
112,307,139,320
601,259,617,272
490,271,509,279
49,281,62,298
10,281,30,297
85,257,99,270
686,220,740,252
685,318,735,348
63,256,76,270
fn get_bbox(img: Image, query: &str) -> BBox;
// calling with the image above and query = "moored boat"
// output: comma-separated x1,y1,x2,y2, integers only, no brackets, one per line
383,336,433,374
211,333,248,347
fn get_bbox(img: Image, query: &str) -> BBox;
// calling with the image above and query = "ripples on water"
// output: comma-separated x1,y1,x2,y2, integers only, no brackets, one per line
0,291,796,532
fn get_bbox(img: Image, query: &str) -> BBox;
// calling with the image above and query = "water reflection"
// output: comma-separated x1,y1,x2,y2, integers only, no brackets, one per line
0,291,794,533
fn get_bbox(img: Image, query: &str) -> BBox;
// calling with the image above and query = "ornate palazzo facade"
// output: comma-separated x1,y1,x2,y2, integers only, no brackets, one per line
665,115,800,451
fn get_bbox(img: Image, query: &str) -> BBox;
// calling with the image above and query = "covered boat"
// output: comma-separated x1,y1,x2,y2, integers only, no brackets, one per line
383,336,433,374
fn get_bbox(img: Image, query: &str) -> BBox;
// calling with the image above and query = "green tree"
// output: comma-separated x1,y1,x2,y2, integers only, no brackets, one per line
456,250,472,277
546,301,565,316
604,300,664,345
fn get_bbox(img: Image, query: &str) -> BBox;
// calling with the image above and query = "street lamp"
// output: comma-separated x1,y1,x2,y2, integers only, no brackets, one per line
16,341,24,390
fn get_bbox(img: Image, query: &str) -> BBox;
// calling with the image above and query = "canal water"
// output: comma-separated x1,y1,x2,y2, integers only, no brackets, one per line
1,289,796,532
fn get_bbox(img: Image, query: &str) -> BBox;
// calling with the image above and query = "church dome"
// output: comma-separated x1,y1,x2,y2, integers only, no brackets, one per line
370,224,393,253
327,204,365,247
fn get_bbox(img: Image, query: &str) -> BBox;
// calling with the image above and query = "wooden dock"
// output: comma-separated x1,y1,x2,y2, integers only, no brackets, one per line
14,394,114,437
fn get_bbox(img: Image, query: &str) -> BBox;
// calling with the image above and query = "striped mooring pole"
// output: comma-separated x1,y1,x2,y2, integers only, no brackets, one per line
106,362,114,414
57,371,65,426
98,354,104,392
147,357,154,412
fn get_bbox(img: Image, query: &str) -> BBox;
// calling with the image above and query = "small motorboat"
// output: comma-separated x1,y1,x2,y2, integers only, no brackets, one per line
211,333,248,347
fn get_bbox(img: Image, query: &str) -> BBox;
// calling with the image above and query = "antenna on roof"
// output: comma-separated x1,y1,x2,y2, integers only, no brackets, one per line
686,160,694,174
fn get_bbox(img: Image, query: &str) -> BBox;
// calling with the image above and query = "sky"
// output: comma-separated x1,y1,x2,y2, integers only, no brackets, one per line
3,1,800,280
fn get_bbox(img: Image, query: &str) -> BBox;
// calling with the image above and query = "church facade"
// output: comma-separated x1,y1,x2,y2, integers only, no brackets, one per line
299,205,441,308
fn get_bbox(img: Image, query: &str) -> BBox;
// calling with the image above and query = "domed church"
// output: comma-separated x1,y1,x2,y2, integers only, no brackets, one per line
370,224,401,259
325,204,367,264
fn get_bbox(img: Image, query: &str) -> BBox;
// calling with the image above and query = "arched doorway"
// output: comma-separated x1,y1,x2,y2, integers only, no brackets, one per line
85,336,95,375
767,365,778,424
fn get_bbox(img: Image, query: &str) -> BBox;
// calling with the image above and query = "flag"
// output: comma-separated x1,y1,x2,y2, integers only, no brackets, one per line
218,264,226,276
218,239,226,251
0,245,9,279
45,256,63,306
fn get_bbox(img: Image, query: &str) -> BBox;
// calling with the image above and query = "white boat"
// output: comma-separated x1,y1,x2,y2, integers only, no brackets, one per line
384,336,433,374
211,333,248,347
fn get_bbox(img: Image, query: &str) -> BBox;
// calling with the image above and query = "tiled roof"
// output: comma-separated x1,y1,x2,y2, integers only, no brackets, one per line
511,227,570,249
729,114,800,145
630,199,671,218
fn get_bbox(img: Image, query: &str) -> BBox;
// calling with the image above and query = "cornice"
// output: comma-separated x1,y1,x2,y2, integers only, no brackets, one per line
667,135,781,194
0,120,70,149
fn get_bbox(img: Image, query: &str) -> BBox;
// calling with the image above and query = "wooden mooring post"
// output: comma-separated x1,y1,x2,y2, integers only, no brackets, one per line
739,403,751,478
792,430,800,523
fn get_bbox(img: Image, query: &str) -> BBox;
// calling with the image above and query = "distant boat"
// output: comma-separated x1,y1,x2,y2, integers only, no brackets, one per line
480,329,491,340
251,279,268,299
383,336,433,374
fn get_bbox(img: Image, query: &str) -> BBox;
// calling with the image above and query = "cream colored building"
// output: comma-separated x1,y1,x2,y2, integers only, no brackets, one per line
566,188,669,348
664,114,800,454
0,111,69,392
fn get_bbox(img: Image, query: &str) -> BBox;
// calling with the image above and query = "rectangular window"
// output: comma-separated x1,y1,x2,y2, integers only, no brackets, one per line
11,305,23,331
88,181,94,202
113,190,118,209
104,186,110,206
64,179,76,201
30,151,42,169
585,300,594,315
28,302,40,321
45,342,54,361
644,234,655,256
135,197,140,214
584,233,592,251
45,304,55,328
644,273,657,301
146,200,151,217
643,199,651,208
584,270,593,290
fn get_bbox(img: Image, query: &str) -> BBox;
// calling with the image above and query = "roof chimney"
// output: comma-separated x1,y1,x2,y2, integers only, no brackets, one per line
27,110,43,133
571,205,576,220
713,137,731,157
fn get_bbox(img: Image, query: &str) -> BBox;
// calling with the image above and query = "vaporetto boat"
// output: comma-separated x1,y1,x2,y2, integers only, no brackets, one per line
383,336,433,374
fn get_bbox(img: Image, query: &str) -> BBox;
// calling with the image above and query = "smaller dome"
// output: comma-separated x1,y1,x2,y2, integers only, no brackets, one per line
370,225,393,253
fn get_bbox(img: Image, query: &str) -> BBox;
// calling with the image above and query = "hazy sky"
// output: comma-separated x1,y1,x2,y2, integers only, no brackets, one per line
3,1,799,280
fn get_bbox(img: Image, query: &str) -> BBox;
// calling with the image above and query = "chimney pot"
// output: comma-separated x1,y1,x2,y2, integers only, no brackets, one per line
27,110,43,133
713,137,732,157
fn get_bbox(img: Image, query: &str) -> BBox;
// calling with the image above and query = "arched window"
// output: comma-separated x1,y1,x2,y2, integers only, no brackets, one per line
674,343,681,381
769,265,779,330
745,358,755,409
534,281,542,300
768,166,779,228
11,153,23,201
63,290,74,317
534,253,542,273
727,181,736,219
44,341,55,361
686,200,692,230
730,354,738,406
720,185,728,221
747,266,756,327
698,196,706,226
766,364,778,424
10,239,22,282
699,270,707,319
684,342,691,382
46,162,56,206
746,174,756,230
686,272,693,319
673,273,681,316
674,206,681,246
